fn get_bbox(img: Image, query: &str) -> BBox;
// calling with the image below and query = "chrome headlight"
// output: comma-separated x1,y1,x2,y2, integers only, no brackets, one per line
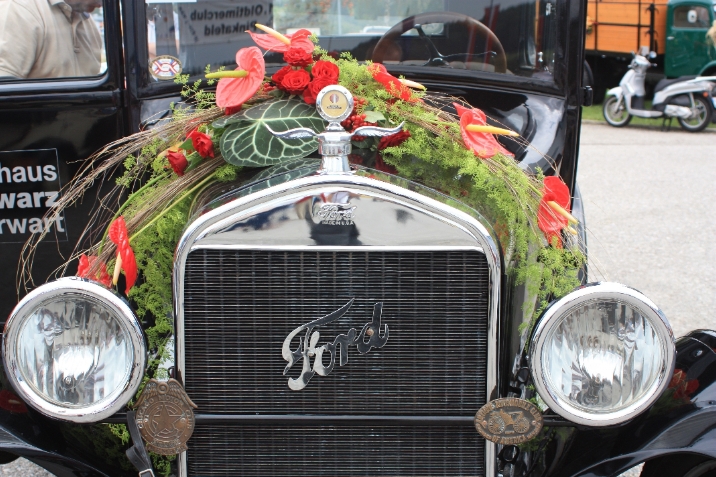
3,278,146,422
530,282,674,426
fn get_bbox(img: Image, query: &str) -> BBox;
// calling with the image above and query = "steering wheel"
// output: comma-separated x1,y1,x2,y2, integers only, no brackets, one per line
371,12,507,74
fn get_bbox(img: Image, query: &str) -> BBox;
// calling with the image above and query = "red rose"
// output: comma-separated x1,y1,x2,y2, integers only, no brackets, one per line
280,69,311,95
272,65,293,89
284,47,314,67
187,129,215,158
311,60,339,82
167,150,188,176
377,130,411,150
303,77,336,105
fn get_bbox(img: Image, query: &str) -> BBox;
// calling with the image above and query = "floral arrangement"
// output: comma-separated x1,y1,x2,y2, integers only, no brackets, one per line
18,24,584,475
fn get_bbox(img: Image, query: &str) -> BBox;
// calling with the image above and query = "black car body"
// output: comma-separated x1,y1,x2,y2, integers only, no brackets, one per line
0,1,715,477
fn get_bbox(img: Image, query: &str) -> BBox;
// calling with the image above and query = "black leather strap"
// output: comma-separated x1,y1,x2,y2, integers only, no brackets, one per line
125,411,155,477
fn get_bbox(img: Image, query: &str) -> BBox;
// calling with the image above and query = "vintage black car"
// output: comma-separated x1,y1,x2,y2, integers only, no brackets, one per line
0,1,715,477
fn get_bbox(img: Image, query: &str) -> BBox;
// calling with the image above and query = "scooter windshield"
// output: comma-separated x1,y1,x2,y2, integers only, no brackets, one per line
145,0,558,85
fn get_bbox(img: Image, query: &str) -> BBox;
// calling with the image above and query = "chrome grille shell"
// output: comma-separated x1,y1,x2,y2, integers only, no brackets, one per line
174,171,502,477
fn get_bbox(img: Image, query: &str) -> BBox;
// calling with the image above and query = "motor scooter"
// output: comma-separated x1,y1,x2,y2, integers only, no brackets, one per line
603,48,716,132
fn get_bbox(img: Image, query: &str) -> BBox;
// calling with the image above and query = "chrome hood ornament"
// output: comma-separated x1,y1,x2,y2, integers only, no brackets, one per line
282,299,389,391
266,85,404,174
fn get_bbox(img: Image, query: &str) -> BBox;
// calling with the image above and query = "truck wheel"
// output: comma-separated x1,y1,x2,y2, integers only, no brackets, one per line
603,96,632,127
677,95,711,132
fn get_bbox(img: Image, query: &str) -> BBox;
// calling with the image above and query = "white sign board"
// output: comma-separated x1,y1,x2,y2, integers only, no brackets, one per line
177,1,273,45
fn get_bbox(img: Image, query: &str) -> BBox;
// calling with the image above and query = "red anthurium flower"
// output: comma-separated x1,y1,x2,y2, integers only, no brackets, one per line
377,130,411,150
369,63,416,102
216,47,265,111
77,254,112,287
187,129,215,158
249,28,314,55
167,150,188,175
537,176,571,247
0,390,28,413
454,103,513,159
108,216,138,295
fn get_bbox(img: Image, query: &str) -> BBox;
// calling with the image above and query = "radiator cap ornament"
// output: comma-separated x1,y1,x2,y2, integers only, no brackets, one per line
134,379,197,455
474,397,543,445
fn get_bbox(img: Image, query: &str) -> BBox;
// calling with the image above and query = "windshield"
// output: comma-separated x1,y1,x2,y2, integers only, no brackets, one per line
146,0,557,84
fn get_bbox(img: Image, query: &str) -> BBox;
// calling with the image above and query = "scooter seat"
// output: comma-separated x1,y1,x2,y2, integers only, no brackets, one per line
654,75,697,93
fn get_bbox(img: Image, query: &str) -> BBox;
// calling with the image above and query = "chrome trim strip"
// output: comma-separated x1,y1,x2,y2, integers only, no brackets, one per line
530,282,676,427
193,414,476,424
174,174,501,477
2,277,146,423
191,244,485,253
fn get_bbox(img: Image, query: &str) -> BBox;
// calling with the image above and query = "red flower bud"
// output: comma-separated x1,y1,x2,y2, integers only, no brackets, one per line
187,129,215,158
167,150,188,176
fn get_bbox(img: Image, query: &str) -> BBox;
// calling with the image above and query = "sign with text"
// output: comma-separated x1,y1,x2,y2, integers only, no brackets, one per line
177,1,273,45
0,149,66,243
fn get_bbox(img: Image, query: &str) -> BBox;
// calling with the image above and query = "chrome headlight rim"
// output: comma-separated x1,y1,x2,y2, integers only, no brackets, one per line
2,277,146,423
530,282,675,427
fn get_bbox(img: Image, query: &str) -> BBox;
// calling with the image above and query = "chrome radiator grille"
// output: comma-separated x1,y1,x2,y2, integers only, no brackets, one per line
183,249,489,476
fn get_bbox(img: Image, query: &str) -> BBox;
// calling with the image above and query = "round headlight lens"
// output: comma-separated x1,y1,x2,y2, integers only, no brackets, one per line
530,282,674,426
3,278,145,422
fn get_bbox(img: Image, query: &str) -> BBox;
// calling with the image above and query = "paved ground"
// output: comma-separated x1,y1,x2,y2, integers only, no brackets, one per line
578,122,715,338
1,122,713,476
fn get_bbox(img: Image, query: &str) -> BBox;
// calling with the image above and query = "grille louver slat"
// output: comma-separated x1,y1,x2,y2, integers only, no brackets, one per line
183,249,489,476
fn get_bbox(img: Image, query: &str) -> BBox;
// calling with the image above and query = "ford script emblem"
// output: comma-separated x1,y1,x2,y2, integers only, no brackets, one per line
282,299,388,391
316,203,356,225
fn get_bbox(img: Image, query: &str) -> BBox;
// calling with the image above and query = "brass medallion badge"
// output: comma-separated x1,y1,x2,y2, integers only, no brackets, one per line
134,379,197,455
474,397,543,445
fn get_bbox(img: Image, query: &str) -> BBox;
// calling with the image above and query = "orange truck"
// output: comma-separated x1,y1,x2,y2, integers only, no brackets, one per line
585,0,716,102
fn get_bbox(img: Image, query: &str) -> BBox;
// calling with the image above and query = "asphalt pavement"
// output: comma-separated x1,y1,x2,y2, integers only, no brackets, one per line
1,121,714,477
578,121,715,338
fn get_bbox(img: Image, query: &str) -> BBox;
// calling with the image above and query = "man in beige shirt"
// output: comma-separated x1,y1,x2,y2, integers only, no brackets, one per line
0,0,103,79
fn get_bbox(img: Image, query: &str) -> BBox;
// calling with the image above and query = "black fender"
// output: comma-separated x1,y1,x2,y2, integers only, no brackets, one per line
0,364,134,476
535,330,716,477
0,417,114,477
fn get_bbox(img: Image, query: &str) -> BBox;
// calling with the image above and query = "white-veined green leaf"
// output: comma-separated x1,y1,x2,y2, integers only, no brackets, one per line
219,100,325,167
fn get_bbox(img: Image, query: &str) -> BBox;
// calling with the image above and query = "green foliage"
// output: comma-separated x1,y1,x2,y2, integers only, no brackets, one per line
107,423,130,445
128,197,190,381
174,68,217,111
152,453,176,477
214,164,243,182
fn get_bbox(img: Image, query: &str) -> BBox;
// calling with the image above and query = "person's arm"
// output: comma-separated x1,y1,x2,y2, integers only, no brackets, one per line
0,1,43,78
